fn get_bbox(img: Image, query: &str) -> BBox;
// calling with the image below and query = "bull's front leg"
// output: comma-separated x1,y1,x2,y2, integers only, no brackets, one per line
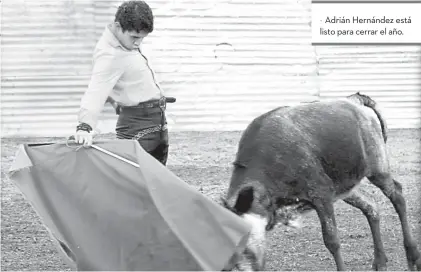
343,188,388,271
312,197,346,271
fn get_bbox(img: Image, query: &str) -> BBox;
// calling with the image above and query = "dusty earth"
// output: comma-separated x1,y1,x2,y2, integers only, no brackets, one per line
1,130,420,271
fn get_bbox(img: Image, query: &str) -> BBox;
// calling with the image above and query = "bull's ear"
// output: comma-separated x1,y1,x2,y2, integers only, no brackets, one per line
234,186,254,214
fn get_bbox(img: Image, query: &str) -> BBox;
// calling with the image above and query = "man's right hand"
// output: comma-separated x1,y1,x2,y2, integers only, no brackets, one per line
75,130,93,147
75,122,94,147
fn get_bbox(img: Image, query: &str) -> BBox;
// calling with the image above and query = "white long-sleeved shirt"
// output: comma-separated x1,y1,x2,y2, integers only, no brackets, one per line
78,24,163,129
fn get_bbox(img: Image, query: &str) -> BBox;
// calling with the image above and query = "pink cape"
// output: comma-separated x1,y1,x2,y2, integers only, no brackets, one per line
9,139,251,271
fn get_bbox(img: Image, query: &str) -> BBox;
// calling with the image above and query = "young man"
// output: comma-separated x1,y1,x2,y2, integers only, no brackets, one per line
75,0,170,165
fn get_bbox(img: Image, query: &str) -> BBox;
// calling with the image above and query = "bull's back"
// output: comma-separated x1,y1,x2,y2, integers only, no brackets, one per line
234,100,381,188
288,101,371,183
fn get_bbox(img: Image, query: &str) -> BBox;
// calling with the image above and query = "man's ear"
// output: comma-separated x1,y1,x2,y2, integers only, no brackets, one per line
113,21,122,31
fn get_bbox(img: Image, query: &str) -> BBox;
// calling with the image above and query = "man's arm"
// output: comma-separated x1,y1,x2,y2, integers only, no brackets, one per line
78,53,124,130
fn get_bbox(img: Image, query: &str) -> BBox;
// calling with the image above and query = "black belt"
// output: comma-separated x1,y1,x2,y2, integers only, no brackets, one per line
135,99,165,109
119,96,176,113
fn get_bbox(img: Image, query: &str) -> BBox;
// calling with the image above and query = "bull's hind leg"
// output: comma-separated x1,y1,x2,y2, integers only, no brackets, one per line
343,188,388,270
368,173,421,271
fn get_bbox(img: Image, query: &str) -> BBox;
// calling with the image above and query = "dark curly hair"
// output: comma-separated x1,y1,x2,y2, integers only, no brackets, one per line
114,1,154,33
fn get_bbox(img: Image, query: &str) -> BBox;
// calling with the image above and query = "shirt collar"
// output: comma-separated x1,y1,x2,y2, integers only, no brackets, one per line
103,23,127,50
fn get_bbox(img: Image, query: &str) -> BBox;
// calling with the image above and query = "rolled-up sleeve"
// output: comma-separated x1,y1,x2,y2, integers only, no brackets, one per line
78,52,124,129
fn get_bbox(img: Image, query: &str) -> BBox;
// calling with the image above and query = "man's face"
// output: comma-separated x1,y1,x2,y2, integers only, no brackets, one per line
115,23,148,51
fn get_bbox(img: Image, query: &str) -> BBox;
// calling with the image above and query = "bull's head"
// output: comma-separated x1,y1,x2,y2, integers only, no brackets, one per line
220,185,307,271
220,185,276,271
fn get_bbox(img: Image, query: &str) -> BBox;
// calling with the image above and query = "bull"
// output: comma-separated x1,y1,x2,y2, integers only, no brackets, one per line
221,93,421,271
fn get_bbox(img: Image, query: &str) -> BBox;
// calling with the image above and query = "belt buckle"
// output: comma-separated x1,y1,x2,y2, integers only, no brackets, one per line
158,97,166,110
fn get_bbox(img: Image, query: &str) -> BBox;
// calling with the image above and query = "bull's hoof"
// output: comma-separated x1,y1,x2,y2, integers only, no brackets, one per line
372,264,387,271
372,259,387,271
406,249,421,271
411,256,421,271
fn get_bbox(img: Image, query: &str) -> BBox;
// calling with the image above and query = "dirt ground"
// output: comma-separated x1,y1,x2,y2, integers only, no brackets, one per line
1,129,420,271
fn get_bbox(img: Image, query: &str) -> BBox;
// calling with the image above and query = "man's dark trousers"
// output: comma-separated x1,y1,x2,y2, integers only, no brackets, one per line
115,106,168,165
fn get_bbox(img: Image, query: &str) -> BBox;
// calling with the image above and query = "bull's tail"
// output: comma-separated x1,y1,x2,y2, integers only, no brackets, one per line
347,92,388,142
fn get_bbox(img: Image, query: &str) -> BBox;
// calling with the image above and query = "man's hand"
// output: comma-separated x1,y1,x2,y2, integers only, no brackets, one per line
75,130,93,147
106,96,121,115
111,101,121,115
75,123,94,147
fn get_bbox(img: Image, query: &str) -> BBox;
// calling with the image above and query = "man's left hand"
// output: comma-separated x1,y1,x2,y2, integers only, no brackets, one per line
106,96,121,115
